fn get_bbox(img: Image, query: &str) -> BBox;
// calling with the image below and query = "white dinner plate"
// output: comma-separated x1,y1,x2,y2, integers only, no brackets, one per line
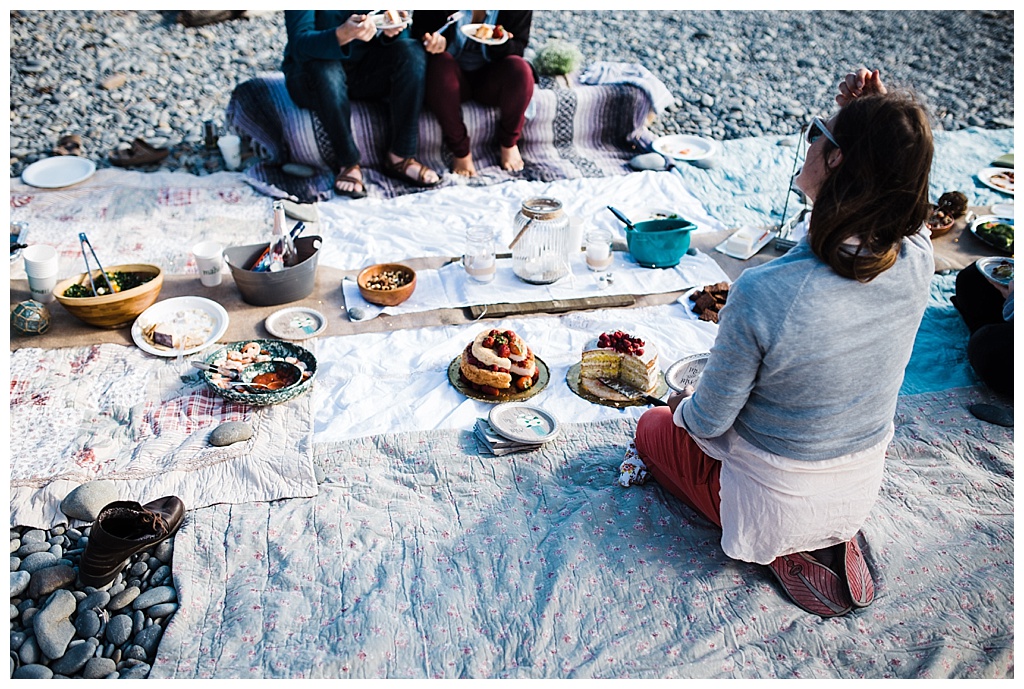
976,256,1013,286
664,353,711,392
488,404,559,444
460,23,509,45
977,167,1014,196
991,202,1014,217
265,306,327,340
21,156,96,189
132,296,229,357
652,134,716,162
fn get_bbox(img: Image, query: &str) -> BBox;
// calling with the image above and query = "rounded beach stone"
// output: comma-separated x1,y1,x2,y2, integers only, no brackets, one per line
124,644,148,662
108,585,141,611
105,614,133,646
11,555,21,571
147,602,178,619
33,589,77,659
22,530,47,543
134,624,164,656
119,662,151,679
153,541,174,564
50,637,98,675
17,541,51,557
28,564,76,600
76,590,110,614
11,570,31,597
210,421,253,447
75,608,102,639
19,551,58,574
133,585,176,610
18,636,40,665
60,480,120,522
84,656,117,679
13,663,54,679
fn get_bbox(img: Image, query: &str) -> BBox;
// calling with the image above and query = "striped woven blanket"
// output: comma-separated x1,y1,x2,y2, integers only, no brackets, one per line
226,73,656,203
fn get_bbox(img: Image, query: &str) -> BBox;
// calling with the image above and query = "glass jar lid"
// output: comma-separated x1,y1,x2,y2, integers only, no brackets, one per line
520,197,564,221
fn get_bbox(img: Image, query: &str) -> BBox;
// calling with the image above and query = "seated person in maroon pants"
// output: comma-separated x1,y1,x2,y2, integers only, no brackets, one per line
413,10,535,177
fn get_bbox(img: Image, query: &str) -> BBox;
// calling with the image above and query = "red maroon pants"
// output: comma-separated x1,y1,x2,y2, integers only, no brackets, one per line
634,407,723,527
424,52,534,157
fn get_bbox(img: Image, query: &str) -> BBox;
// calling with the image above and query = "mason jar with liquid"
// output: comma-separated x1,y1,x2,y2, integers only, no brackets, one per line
511,197,572,285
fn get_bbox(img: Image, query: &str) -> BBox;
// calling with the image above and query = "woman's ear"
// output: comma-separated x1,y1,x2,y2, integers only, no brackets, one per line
827,148,843,169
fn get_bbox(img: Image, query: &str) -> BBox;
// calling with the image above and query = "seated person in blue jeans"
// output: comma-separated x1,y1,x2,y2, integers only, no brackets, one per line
282,10,441,198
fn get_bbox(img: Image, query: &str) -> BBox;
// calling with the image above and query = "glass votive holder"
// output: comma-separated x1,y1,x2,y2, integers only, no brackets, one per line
585,228,613,271
464,228,496,283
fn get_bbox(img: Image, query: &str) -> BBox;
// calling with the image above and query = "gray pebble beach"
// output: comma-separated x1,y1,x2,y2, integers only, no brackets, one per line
9,9,1013,178
6,7,1014,681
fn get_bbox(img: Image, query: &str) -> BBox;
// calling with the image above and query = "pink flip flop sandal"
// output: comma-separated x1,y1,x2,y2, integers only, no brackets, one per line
767,551,853,618
842,534,875,608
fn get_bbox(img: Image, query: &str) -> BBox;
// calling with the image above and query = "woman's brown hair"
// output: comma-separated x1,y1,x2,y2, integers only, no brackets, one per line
808,92,934,282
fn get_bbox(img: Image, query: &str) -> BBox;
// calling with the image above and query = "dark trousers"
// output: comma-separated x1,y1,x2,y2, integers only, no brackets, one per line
285,35,426,168
424,52,534,158
953,264,1013,397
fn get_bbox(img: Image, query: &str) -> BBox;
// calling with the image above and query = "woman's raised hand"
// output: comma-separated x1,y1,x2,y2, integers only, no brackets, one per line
836,68,887,107
422,30,447,54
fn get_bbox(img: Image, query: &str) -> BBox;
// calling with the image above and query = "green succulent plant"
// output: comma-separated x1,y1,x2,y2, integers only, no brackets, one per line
533,40,584,76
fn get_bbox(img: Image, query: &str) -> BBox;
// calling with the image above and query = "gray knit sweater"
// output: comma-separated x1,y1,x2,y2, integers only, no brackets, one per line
680,232,934,461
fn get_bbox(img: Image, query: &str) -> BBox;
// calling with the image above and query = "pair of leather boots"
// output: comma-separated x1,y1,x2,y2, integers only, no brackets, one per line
78,497,185,588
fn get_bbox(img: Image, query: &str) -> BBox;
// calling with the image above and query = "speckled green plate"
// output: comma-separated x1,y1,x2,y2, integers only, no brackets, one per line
201,339,316,406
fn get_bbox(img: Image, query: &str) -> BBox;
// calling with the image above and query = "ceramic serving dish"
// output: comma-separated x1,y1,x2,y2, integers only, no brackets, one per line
200,339,317,406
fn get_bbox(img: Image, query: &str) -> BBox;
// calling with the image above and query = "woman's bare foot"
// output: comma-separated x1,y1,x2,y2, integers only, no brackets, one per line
500,144,524,172
386,152,440,186
452,153,477,177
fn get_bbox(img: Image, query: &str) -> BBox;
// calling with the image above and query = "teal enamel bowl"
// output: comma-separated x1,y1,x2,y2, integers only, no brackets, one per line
624,218,697,268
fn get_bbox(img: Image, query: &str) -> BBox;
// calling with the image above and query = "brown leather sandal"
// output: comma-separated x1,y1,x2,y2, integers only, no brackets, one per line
334,164,367,199
382,156,441,188
109,137,169,167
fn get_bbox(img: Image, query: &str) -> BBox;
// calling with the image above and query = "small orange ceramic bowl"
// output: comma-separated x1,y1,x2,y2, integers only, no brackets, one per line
356,263,417,307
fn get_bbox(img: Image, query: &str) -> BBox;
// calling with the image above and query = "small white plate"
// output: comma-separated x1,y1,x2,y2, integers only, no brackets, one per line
372,13,409,31
21,156,96,188
652,134,716,162
461,23,509,45
487,404,559,444
977,167,1014,196
714,227,778,260
991,202,1014,217
265,307,327,340
132,296,229,357
976,256,1013,285
664,353,711,392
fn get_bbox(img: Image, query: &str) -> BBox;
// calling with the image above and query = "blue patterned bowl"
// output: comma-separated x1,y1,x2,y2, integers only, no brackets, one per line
200,339,316,406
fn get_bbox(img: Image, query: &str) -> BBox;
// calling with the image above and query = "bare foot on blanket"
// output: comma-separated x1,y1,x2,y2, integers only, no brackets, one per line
452,153,477,177
501,144,524,172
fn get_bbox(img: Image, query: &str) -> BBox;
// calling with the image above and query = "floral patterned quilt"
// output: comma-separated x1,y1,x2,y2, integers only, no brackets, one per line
152,384,1012,679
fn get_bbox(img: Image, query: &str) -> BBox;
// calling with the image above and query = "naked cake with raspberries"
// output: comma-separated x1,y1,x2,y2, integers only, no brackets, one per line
579,330,660,402
459,328,539,397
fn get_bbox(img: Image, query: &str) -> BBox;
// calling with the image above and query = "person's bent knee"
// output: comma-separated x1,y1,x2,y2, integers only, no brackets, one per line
635,406,677,457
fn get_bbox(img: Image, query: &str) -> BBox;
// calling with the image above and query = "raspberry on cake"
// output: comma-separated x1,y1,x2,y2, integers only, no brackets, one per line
459,328,539,396
580,330,660,402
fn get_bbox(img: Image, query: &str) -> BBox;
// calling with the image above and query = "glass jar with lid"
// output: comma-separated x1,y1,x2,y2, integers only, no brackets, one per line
511,197,572,284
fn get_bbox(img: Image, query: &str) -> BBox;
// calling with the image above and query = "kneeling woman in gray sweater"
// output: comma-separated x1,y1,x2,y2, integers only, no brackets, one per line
634,69,935,617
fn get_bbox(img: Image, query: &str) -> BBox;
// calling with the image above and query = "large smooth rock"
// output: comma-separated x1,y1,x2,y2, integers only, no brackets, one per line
60,480,119,522
105,614,133,646
108,585,141,611
32,589,76,659
134,624,164,656
83,656,117,679
132,585,176,611
50,638,99,675
74,608,102,639
19,551,58,574
209,421,253,447
13,664,54,679
28,564,76,599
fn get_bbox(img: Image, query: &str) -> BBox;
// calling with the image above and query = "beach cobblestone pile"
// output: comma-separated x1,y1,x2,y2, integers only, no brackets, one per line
9,9,1013,179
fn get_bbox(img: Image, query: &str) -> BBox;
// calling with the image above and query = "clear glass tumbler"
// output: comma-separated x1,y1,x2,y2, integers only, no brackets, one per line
464,228,496,283
585,228,614,271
